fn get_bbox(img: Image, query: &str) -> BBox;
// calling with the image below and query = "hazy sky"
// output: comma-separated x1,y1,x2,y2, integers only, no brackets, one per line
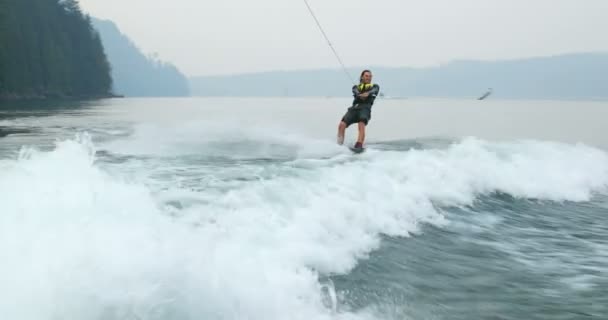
78,0,608,77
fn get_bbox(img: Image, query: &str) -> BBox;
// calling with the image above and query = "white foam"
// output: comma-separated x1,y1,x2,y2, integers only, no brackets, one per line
0,134,366,320
434,137,608,202
100,120,347,159
1,134,607,319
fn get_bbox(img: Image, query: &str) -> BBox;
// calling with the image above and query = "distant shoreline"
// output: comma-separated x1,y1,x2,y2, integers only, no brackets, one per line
189,52,608,100
0,92,124,102
183,95,608,102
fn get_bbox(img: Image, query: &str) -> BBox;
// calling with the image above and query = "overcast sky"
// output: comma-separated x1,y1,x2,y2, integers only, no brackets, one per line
78,0,608,77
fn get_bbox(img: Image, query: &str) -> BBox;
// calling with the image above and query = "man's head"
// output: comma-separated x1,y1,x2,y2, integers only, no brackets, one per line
360,70,372,84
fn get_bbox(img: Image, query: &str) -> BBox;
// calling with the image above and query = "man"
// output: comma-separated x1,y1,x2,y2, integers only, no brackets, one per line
337,70,380,149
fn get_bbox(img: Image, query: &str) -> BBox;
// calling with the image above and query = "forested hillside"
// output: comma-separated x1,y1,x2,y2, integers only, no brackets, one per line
0,0,113,100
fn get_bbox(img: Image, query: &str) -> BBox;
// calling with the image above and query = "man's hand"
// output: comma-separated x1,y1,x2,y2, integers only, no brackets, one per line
359,92,369,99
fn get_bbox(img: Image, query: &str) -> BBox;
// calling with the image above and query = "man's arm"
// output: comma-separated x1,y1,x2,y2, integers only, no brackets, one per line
367,84,380,97
352,85,359,97
359,84,380,99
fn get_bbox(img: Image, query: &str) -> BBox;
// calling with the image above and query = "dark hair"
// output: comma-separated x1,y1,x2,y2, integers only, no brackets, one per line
360,69,372,82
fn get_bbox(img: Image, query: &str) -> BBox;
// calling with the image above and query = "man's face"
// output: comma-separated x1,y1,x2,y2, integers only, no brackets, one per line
362,72,372,84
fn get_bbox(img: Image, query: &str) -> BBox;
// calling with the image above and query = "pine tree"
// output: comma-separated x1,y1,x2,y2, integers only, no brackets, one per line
59,0,82,15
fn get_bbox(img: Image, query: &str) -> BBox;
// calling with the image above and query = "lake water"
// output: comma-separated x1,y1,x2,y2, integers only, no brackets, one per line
1,97,607,320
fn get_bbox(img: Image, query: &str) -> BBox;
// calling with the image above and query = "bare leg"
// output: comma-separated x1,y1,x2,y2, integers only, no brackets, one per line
356,122,366,145
337,121,346,145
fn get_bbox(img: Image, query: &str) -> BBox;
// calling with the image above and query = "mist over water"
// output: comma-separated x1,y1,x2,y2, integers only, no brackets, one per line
1,97,607,320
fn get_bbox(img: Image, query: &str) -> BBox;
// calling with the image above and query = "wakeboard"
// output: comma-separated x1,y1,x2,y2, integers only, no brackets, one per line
348,146,365,154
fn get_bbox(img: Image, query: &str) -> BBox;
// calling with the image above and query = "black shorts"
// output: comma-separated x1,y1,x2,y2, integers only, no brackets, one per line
341,106,371,127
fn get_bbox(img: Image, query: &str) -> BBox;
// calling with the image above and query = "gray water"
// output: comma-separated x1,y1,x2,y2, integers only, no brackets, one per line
1,97,607,320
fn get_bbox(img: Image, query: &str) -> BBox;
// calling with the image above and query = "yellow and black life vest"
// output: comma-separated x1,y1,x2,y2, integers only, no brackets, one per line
357,83,374,92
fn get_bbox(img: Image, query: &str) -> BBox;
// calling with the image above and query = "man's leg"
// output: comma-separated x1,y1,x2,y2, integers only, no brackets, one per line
356,122,366,147
337,121,347,145
338,108,356,145
355,108,370,148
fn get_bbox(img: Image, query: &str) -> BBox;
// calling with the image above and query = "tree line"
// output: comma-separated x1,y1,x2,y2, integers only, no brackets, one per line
0,0,113,99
